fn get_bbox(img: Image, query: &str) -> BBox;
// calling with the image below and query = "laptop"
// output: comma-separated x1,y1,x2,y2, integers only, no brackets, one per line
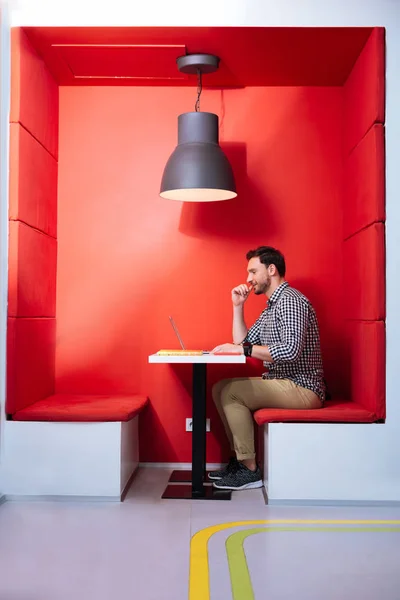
156,316,209,356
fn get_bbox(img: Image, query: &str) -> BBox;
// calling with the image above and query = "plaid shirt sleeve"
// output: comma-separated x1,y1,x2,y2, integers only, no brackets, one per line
268,295,309,363
243,309,267,345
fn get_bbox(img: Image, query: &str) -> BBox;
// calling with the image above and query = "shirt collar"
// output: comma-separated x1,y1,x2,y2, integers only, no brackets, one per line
267,281,289,306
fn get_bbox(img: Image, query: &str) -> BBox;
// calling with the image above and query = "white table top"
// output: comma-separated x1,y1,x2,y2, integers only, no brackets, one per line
148,353,246,364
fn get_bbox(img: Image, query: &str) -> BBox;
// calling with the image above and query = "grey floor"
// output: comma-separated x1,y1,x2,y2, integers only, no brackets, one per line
0,468,400,600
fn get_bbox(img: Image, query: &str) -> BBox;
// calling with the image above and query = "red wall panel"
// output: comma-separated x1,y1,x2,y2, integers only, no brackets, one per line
8,221,57,317
343,28,385,155
9,123,58,237
343,222,385,321
344,124,385,239
10,28,59,159
347,320,385,419
56,85,344,462
7,318,56,414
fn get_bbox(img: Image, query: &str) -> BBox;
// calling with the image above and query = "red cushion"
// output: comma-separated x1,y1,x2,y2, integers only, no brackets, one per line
344,124,385,239
10,29,58,159
9,123,57,237
344,222,385,321
344,28,385,155
7,317,55,414
348,320,385,418
254,399,378,425
12,393,149,422
8,220,57,317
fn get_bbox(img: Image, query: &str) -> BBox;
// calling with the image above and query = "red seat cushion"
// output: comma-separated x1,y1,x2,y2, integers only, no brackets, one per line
253,399,379,425
12,393,149,422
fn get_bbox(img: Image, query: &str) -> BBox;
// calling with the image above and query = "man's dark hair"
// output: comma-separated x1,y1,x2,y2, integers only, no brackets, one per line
246,246,286,277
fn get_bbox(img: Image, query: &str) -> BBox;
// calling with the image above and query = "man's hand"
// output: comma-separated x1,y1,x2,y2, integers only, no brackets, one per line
210,343,243,355
231,284,253,307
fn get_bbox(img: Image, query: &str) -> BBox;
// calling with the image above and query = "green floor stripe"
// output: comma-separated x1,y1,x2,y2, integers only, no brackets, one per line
225,526,400,600
226,528,265,600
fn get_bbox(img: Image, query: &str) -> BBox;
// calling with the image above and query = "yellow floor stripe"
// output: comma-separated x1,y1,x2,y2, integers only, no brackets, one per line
189,519,400,600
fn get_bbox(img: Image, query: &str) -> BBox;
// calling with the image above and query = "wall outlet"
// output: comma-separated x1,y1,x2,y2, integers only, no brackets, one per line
186,418,210,432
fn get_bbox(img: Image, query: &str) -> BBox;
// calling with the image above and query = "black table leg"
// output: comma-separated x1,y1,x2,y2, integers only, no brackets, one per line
192,363,207,496
162,363,231,500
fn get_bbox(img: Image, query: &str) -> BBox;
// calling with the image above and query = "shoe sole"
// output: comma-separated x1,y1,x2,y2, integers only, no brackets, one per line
212,480,263,490
208,474,223,480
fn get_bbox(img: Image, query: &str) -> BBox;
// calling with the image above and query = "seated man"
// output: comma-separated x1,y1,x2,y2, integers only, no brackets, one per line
210,246,325,491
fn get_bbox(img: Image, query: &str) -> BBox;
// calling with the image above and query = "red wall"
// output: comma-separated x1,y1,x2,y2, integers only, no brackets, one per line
7,29,58,414
342,28,386,419
56,85,343,462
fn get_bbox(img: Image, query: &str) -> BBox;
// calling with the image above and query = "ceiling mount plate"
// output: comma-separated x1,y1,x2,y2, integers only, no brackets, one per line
176,53,220,75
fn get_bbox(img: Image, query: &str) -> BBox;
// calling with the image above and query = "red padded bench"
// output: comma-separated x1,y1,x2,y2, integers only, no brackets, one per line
254,313,385,427
4,390,149,499
11,393,148,422
254,399,382,426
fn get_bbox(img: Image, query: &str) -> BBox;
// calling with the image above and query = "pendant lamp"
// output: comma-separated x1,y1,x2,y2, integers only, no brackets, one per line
160,54,237,202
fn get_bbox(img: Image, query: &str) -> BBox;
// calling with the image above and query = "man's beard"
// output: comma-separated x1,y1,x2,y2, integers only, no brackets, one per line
254,278,270,295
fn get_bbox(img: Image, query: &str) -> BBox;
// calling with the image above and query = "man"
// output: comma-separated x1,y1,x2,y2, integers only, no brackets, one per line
209,246,325,491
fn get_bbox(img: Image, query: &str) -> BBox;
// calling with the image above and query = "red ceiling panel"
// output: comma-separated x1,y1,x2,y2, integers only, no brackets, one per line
53,44,189,81
22,26,374,87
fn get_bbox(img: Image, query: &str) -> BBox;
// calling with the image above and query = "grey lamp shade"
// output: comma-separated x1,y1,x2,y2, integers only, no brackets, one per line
160,112,237,202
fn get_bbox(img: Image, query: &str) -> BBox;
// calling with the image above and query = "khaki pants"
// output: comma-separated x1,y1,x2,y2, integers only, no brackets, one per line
212,377,322,460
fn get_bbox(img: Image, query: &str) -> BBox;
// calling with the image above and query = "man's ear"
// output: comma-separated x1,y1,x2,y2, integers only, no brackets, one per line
268,263,278,276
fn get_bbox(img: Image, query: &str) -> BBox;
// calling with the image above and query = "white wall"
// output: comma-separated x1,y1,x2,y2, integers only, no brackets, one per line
3,0,400,501
7,0,400,29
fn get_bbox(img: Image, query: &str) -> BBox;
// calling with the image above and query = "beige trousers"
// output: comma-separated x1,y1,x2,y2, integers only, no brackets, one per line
212,377,322,460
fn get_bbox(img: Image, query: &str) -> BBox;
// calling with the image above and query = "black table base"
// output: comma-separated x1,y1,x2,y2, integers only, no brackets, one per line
162,483,231,500
168,469,215,483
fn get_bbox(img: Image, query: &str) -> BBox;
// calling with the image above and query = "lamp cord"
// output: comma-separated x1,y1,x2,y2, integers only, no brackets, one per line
195,69,202,112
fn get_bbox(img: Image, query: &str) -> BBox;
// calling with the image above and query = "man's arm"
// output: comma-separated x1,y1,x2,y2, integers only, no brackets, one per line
231,284,254,344
211,284,263,354
232,305,248,344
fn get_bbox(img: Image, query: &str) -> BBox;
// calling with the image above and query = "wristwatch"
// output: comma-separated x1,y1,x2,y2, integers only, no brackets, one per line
242,341,253,357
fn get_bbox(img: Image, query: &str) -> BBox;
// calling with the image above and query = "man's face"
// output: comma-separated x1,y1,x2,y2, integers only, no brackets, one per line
246,257,271,295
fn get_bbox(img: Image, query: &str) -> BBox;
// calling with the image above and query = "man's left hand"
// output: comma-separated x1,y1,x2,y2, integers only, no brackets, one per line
210,343,243,354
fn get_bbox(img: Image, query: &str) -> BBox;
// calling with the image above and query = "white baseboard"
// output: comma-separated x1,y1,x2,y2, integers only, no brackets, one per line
266,498,400,507
4,494,121,502
139,462,225,470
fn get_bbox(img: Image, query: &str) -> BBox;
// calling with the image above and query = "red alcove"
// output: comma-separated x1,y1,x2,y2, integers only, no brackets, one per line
6,26,385,463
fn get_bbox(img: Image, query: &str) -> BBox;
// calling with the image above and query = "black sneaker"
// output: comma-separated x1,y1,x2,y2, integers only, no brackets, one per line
208,457,239,480
212,463,263,490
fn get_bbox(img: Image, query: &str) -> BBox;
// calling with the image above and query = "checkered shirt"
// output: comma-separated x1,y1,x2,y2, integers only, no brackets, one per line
244,282,326,400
